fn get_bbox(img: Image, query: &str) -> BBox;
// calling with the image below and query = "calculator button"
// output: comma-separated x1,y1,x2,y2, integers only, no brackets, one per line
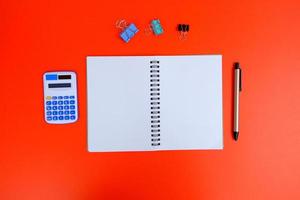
70,100,75,104
52,111,58,115
52,106,57,110
46,101,51,105
59,116,64,120
70,115,76,120
70,105,75,109
59,111,64,115
65,116,70,120
58,101,63,105
64,106,69,110
46,106,52,110
58,96,63,99
70,110,75,115
64,111,70,115
52,96,57,100
58,106,63,110
53,116,58,121
47,116,52,121
64,100,69,105
46,111,52,115
64,96,69,99
46,96,52,100
70,96,75,99
52,101,57,105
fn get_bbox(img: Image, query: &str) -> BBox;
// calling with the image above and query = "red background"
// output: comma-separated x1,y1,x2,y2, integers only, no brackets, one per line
1,0,300,199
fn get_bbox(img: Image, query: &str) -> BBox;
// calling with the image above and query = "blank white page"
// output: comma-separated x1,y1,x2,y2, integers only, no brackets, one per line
87,56,151,152
159,55,223,150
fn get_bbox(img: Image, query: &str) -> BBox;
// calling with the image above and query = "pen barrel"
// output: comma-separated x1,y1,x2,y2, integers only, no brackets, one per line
234,69,240,132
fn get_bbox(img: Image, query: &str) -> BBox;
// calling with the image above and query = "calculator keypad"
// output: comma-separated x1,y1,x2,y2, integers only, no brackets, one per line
45,95,77,122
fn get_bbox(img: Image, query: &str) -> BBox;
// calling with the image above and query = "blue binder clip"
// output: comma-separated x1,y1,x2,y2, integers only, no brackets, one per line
120,24,139,42
116,19,139,43
151,19,163,35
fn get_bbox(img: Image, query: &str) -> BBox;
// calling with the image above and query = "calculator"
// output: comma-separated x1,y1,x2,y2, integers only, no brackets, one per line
43,71,78,124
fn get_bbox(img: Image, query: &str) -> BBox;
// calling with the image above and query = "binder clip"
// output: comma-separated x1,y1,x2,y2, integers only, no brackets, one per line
145,19,164,36
116,19,139,43
177,24,190,40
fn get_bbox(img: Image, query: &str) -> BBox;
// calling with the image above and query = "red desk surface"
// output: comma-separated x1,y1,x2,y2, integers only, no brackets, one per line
1,0,300,199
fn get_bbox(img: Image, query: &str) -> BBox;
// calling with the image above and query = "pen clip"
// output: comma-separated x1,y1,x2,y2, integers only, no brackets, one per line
239,68,242,92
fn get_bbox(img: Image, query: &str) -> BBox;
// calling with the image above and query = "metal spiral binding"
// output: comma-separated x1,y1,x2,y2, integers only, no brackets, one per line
150,60,161,146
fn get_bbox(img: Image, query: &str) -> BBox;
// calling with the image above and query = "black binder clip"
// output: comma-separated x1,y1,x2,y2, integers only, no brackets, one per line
177,24,190,40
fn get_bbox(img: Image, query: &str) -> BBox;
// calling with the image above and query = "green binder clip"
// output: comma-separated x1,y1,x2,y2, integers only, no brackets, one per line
151,19,163,35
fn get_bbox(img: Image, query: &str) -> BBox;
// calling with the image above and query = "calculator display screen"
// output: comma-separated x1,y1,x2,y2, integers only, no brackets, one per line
48,83,71,88
58,75,71,80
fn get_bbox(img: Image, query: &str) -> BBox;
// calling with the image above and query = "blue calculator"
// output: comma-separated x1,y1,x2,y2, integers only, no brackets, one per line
43,71,78,124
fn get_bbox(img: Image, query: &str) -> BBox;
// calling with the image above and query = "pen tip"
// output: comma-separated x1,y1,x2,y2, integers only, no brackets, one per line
234,131,239,141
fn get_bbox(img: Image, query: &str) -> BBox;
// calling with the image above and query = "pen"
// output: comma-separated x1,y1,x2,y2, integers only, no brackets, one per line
233,62,242,141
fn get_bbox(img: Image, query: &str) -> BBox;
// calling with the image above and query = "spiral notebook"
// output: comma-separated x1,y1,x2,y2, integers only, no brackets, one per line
87,55,223,152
